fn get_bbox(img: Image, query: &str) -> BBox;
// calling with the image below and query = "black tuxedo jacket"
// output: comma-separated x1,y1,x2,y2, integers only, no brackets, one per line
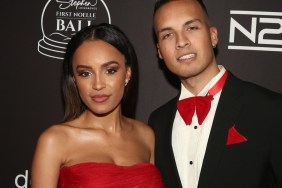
148,72,282,188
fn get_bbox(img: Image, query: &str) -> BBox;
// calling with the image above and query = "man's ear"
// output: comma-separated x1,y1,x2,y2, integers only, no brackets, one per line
210,26,218,48
157,43,164,59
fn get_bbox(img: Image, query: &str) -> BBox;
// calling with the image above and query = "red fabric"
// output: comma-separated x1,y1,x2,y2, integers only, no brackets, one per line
208,70,228,96
226,125,247,145
177,95,213,125
177,71,229,126
57,162,164,188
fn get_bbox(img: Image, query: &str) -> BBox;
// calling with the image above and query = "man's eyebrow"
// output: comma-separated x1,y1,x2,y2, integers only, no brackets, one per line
183,18,202,26
157,18,202,35
157,27,173,35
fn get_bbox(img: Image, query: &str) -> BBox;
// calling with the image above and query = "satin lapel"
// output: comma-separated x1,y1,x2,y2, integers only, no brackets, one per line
198,73,244,188
163,96,183,187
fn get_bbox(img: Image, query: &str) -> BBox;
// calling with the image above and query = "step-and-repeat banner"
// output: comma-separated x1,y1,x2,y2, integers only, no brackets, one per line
1,0,282,187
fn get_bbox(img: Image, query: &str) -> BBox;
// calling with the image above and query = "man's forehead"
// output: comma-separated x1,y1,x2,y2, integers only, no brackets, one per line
154,0,208,30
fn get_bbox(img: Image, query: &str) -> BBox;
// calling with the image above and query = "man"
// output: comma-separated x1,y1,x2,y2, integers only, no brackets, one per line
148,0,282,187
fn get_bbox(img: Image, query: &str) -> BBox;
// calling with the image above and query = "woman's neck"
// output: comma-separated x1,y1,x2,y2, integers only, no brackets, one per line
75,108,126,133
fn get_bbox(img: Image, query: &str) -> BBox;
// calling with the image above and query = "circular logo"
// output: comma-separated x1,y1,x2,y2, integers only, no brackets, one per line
38,0,111,59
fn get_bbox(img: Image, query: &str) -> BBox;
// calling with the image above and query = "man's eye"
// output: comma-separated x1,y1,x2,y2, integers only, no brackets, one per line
187,26,199,31
162,33,173,40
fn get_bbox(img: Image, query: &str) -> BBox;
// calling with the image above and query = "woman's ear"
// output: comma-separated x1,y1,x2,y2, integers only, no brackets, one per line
125,66,132,84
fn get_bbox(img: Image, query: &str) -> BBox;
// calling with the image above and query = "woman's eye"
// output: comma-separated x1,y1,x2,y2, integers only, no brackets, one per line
78,71,91,77
106,68,118,75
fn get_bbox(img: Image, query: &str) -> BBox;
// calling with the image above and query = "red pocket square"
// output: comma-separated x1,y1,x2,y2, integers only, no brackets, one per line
226,125,247,145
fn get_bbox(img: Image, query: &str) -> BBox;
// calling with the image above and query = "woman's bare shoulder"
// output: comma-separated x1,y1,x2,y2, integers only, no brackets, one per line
127,118,151,130
127,118,154,140
32,123,77,168
36,123,74,149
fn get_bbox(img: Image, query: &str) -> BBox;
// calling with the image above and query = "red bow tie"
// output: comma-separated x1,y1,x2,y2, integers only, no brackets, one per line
177,95,213,125
177,70,228,125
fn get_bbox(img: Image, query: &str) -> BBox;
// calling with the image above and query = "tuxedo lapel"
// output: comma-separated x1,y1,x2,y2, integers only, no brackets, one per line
198,73,244,188
150,95,183,187
162,97,183,187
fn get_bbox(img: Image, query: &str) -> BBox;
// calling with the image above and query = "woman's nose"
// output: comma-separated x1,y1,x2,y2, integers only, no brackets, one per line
92,76,106,90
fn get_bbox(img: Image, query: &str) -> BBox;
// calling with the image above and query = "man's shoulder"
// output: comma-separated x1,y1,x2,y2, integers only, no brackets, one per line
224,72,282,108
227,71,282,99
153,96,178,111
149,96,178,120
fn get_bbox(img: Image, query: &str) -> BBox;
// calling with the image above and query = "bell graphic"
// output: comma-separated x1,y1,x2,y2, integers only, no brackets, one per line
38,0,111,59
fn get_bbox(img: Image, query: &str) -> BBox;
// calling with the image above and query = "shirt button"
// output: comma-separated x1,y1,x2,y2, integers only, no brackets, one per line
189,161,193,165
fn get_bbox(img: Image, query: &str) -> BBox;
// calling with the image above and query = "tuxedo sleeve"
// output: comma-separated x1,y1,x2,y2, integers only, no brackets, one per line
270,95,282,187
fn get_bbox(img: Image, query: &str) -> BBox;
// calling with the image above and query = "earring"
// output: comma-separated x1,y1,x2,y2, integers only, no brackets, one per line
125,79,130,86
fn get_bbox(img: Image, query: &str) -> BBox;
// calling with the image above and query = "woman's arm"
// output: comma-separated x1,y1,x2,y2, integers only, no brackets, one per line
31,126,65,188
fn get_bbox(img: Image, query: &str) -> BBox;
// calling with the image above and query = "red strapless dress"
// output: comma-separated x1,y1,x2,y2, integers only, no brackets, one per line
57,162,164,188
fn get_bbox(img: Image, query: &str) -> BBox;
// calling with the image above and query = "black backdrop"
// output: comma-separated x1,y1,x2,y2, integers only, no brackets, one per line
1,0,282,187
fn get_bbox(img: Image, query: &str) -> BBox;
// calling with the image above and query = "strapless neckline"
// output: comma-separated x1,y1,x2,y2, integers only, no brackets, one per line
58,161,164,188
61,162,155,169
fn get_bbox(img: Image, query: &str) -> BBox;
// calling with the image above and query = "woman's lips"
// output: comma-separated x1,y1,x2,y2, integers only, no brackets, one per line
91,94,110,103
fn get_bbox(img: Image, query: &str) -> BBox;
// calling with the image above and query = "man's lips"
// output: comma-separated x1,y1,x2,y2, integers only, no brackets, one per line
177,53,196,61
91,94,110,103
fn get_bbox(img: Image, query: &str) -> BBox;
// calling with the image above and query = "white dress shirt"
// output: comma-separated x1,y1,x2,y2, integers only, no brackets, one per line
172,66,226,188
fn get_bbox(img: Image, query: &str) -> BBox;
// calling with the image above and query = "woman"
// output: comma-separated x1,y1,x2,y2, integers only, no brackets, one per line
31,23,164,188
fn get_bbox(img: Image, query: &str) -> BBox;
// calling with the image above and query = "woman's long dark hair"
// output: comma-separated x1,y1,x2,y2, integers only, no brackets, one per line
62,23,138,122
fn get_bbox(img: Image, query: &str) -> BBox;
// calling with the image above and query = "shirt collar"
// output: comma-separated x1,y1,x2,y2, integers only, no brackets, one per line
179,65,226,100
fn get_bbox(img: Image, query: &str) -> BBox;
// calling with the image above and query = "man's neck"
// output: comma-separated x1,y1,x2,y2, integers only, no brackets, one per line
181,64,220,95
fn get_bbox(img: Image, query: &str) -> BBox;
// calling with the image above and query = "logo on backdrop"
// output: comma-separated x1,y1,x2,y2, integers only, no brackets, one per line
38,0,111,59
15,170,29,188
228,10,282,52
